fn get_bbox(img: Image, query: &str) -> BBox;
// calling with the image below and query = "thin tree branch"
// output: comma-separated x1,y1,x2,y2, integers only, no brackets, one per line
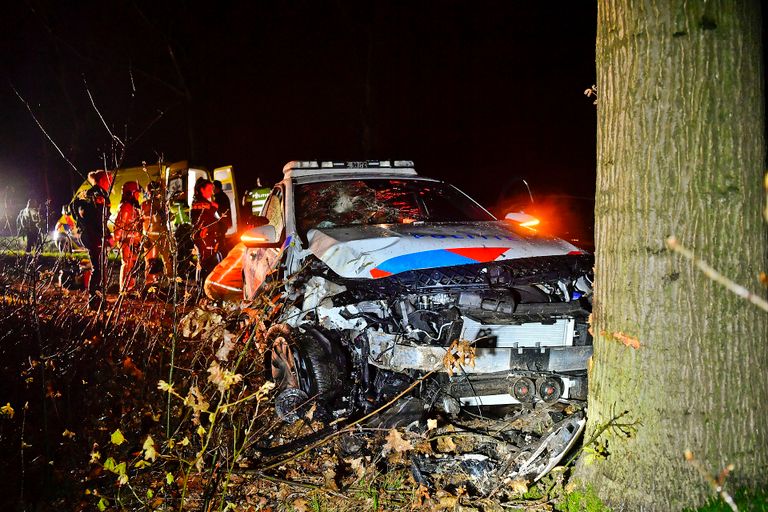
10,82,83,179
83,76,125,149
666,237,768,313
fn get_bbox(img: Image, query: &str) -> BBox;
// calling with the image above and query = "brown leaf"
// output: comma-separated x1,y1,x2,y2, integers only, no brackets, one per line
435,495,458,510
348,457,367,479
506,478,529,495
413,484,431,509
123,357,144,379
323,467,339,491
292,498,308,512
442,339,476,376
383,428,412,454
435,435,457,453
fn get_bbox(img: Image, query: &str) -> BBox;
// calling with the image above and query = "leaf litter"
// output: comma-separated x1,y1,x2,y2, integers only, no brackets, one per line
0,254,578,511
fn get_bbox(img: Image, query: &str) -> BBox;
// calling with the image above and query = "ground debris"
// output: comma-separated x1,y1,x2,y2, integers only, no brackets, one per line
0,256,579,511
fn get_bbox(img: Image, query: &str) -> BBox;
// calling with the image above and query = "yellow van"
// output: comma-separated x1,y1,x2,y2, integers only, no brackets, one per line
67,161,240,237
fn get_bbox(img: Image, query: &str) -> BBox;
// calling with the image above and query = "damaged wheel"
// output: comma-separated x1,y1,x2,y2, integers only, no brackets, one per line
269,333,344,422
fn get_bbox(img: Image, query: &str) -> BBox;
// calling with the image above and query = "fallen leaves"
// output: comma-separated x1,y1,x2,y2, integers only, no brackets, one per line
110,429,125,446
442,339,476,376
293,498,309,512
207,361,243,393
142,435,157,462
383,428,413,455
122,357,144,380
179,307,225,342
435,433,457,453
1,402,14,418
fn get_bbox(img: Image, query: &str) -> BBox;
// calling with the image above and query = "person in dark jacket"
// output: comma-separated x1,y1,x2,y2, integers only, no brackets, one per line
16,199,42,253
72,170,113,307
213,180,232,252
191,178,221,282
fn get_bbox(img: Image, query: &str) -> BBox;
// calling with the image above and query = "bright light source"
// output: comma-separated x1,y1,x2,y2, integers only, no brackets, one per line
240,234,267,243
519,218,540,228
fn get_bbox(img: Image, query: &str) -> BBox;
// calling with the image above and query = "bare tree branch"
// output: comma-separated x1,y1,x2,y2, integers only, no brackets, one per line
667,236,768,313
83,76,125,150
10,81,83,179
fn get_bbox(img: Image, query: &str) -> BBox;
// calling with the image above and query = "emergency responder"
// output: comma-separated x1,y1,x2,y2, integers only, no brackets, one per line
114,181,143,294
16,199,42,253
54,205,78,253
72,170,113,308
142,180,171,289
213,180,232,251
245,178,270,216
191,177,221,282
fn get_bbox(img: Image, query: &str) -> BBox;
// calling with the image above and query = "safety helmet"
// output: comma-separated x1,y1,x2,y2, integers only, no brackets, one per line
122,181,141,194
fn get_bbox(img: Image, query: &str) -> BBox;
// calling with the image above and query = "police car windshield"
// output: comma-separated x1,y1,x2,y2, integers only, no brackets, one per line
295,179,494,235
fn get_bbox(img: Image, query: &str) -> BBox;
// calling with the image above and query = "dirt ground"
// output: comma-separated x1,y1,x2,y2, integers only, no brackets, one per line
0,253,572,511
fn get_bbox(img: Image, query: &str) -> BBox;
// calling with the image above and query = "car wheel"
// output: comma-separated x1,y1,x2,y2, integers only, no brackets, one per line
269,333,341,401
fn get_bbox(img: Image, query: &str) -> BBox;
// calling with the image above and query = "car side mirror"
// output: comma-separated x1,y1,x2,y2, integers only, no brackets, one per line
240,223,280,248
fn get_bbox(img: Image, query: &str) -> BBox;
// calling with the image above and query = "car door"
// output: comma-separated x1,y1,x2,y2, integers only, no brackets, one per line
212,165,239,235
243,187,285,300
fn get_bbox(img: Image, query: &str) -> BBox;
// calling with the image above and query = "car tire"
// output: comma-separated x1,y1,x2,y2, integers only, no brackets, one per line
297,333,341,401
269,333,342,402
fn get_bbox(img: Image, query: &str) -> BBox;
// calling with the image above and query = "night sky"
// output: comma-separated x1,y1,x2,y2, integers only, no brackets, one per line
3,1,599,214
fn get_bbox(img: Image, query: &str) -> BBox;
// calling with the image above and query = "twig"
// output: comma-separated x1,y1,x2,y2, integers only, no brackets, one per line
83,77,125,149
253,368,437,472
10,82,82,178
666,237,768,313
256,473,348,499
684,450,738,512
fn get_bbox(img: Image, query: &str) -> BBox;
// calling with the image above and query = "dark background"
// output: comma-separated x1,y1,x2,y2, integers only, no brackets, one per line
0,1,599,220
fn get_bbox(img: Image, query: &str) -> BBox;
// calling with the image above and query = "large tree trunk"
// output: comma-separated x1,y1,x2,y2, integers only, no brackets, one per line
575,1,768,510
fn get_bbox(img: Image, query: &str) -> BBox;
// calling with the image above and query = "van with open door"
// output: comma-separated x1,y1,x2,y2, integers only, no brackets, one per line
64,161,240,239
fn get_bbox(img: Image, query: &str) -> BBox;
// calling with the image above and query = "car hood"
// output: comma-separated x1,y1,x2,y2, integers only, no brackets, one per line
307,221,584,279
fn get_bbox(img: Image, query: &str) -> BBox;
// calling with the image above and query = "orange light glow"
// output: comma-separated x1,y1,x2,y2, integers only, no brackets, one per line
240,234,267,243
519,218,540,228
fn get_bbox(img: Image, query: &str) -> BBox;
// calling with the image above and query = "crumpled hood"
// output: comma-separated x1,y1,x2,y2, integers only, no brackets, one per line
307,221,583,279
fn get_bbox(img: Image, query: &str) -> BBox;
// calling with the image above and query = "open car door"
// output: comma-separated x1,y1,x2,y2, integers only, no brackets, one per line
212,165,239,236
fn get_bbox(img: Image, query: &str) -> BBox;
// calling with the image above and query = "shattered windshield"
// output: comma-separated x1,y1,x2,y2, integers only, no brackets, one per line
295,178,494,235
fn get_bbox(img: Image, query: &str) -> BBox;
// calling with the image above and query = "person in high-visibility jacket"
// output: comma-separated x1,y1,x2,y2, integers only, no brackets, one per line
204,242,246,302
114,181,143,293
141,181,172,287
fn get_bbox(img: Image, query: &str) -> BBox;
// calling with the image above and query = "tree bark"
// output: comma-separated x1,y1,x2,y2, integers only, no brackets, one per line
575,1,768,510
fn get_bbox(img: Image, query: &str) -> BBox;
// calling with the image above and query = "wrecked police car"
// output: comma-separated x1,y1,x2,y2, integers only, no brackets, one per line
241,160,593,485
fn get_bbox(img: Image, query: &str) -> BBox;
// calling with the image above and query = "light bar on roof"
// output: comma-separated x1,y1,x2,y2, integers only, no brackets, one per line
283,160,414,173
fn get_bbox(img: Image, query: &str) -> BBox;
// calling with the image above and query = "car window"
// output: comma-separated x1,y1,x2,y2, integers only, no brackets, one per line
263,188,284,235
295,179,493,237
